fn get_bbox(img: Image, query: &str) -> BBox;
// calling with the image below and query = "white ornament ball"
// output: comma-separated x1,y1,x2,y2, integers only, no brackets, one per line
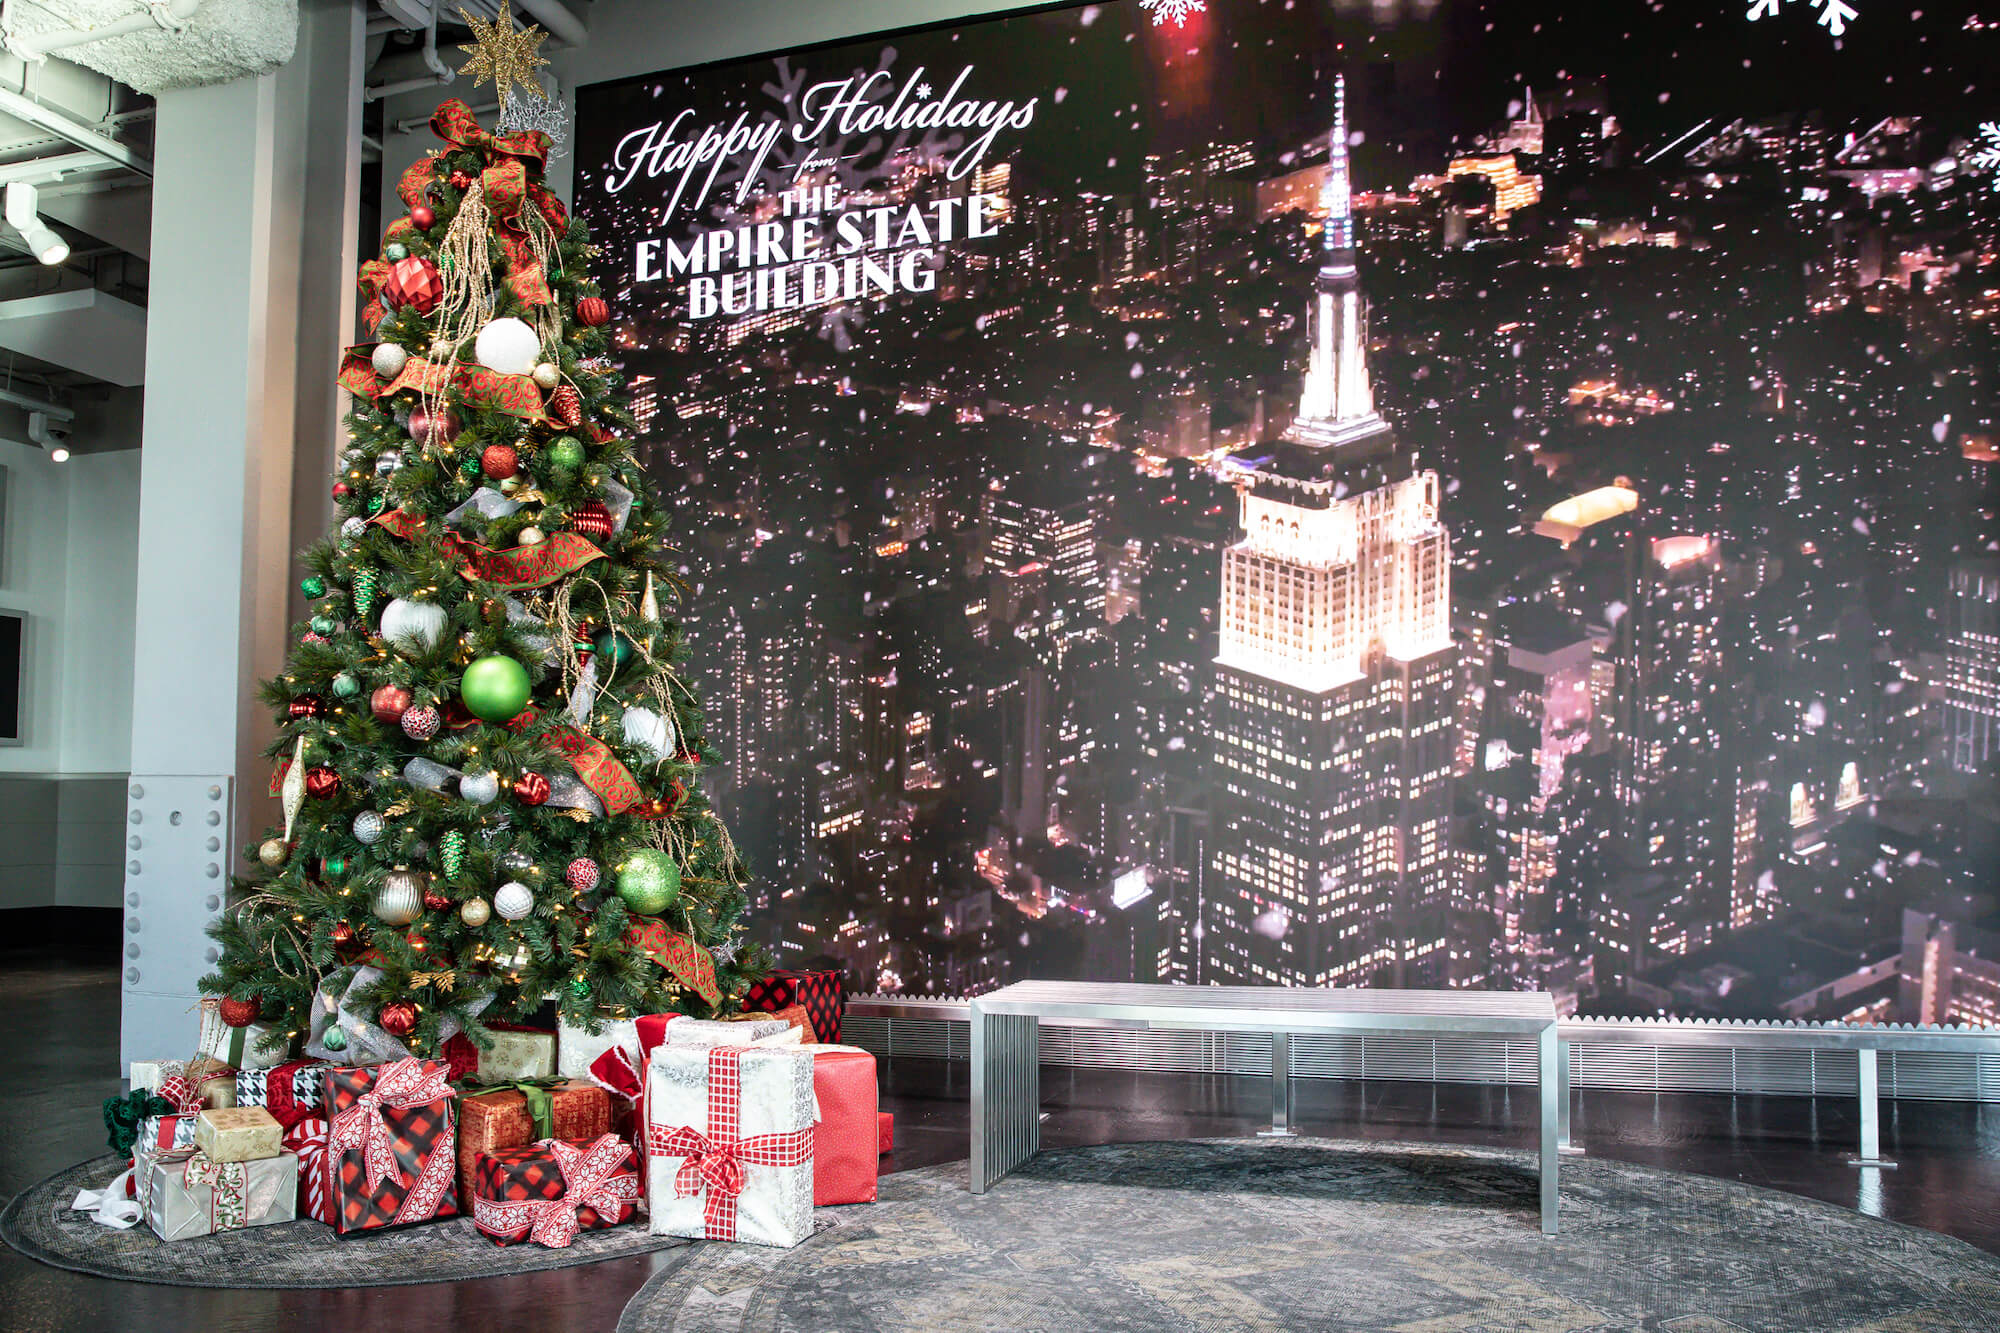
621,706,677,762
459,770,501,805
371,342,409,380
474,317,541,377
379,598,447,650
531,363,561,390
351,810,387,845
373,870,426,927
494,880,534,921
516,526,546,547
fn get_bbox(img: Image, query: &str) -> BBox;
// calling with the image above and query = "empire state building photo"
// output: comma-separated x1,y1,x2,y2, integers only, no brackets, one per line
1207,76,1457,988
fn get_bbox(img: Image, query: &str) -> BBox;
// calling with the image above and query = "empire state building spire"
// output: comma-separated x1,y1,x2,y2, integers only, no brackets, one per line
1288,72,1386,449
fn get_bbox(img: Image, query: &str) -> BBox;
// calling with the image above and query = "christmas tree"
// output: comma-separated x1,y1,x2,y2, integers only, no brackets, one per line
199,86,762,1059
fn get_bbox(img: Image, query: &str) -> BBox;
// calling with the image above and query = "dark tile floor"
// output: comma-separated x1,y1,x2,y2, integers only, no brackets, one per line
6,942,2000,1332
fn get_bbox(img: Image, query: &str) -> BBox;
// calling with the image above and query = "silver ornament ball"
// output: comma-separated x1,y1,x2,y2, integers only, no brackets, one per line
494,881,534,921
458,770,501,805
351,810,386,845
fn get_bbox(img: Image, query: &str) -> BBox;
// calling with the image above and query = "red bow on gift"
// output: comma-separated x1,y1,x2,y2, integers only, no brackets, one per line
328,1057,452,1193
651,1123,814,1207
471,1135,638,1249
155,1062,232,1114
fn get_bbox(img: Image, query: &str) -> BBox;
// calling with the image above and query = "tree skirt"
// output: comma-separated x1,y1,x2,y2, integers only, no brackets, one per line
1,1155,688,1288
617,1137,2000,1333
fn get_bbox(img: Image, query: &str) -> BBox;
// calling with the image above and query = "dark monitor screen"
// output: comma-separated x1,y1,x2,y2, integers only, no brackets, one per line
0,612,20,744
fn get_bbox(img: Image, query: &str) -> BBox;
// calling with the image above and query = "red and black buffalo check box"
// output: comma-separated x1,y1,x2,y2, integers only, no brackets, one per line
743,969,845,1044
471,1137,638,1246
322,1059,460,1235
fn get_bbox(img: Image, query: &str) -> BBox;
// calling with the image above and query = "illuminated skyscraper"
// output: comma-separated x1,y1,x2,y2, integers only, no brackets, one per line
1206,75,1456,987
1944,559,2000,775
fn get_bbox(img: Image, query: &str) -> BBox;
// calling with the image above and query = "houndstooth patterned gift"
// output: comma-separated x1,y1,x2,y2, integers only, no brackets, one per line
233,1060,330,1128
645,1044,815,1248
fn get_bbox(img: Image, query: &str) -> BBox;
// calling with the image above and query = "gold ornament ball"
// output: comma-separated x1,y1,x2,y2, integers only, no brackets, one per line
531,362,561,389
258,838,288,867
460,897,492,927
517,525,546,547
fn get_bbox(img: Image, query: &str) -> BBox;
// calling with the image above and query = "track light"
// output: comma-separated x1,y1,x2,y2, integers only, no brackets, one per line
4,182,67,265
48,446,69,463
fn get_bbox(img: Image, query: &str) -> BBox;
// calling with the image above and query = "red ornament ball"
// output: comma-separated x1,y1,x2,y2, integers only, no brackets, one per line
575,296,610,327
513,771,551,806
332,481,353,500
566,858,599,892
378,1001,418,1037
330,922,357,948
565,501,614,540
304,766,341,799
287,694,325,720
549,384,583,427
449,169,474,190
218,996,262,1028
400,704,442,740
381,255,444,315
480,444,519,480
408,406,460,448
371,685,413,724
422,887,452,912
410,204,436,230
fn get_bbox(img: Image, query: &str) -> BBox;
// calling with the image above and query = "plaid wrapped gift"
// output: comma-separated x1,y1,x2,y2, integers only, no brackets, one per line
742,969,845,1044
646,1044,815,1248
456,1080,612,1206
233,1060,330,1129
471,1134,639,1247
283,1116,335,1224
322,1057,459,1234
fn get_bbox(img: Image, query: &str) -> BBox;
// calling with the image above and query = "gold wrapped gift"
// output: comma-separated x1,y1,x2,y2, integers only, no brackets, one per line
194,1106,282,1164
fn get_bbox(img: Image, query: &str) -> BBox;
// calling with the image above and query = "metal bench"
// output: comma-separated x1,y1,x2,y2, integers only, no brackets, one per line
969,981,1565,1234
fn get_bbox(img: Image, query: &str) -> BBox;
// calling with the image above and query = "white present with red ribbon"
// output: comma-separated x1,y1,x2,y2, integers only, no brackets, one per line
645,1044,815,1248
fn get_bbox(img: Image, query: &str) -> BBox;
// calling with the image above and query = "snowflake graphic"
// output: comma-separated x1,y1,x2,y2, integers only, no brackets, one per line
1746,0,1858,39
1140,0,1207,27
1971,123,2000,191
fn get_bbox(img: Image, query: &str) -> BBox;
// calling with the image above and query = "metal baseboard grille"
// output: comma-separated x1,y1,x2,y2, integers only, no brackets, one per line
842,1003,2000,1104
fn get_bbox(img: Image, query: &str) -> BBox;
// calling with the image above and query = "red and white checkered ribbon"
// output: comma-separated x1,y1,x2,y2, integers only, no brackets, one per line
328,1056,452,1192
646,1046,813,1242
470,1134,638,1248
155,1062,233,1114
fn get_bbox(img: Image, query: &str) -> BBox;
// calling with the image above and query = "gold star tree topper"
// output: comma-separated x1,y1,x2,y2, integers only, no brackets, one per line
456,1,549,108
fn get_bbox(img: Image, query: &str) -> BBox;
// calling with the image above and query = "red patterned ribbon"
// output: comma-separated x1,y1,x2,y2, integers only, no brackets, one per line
470,1135,639,1248
338,348,551,423
283,1116,335,1225
327,1057,453,1193
181,1152,251,1232
646,1047,813,1242
624,921,722,1007
368,509,607,593
155,1063,232,1114
501,704,642,815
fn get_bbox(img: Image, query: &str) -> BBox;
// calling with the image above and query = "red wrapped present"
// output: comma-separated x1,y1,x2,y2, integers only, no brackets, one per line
456,1080,611,1206
807,1045,879,1207
233,1060,330,1129
323,1057,458,1233
283,1115,335,1224
471,1134,639,1247
743,969,845,1043
879,1111,894,1155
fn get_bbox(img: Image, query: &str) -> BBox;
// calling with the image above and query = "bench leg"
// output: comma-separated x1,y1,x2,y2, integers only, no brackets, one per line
1258,1032,1298,1137
971,1006,1039,1193
1539,1025,1560,1234
1558,1037,1583,1155
1845,1047,1897,1169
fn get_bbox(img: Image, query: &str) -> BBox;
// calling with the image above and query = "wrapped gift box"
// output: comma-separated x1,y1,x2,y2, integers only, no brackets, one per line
471,1134,639,1247
135,1112,200,1160
657,1015,798,1048
283,1116,335,1225
646,1044,815,1248
196,1107,283,1164
232,1060,330,1129
133,1057,236,1112
322,1057,459,1234
879,1111,894,1155
222,1023,289,1071
141,1149,298,1241
743,969,845,1044
456,1080,612,1206
803,1045,879,1206
558,1014,639,1081
476,1026,559,1082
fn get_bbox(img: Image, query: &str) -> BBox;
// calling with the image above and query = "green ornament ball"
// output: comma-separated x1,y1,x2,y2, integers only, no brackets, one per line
460,654,533,722
321,1025,348,1052
593,630,637,668
385,242,408,261
310,616,337,635
547,436,586,469
367,495,386,516
568,976,593,999
332,672,361,699
300,575,327,598
616,849,680,915
324,855,348,879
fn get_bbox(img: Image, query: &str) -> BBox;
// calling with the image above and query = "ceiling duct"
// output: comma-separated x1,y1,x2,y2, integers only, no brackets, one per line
1,0,297,93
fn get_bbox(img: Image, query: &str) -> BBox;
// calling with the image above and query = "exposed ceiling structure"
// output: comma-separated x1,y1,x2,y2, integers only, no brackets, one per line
1,0,296,93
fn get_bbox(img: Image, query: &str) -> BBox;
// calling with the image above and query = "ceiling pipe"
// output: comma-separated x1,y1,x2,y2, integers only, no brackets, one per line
512,0,586,50
364,2,453,104
1,0,200,62
0,87,152,177
0,150,130,188
3,386,74,421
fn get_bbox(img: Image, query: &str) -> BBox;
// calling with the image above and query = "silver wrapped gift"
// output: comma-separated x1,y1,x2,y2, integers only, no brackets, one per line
557,1013,638,1081
142,1150,298,1242
645,1044,815,1248
659,1016,799,1048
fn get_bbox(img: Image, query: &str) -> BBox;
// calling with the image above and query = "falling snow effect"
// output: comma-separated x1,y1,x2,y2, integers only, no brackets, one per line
1746,0,1859,36
1140,0,1207,26
1971,124,2000,192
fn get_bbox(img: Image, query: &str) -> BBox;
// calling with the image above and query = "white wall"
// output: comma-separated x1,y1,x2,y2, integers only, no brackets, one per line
0,440,141,909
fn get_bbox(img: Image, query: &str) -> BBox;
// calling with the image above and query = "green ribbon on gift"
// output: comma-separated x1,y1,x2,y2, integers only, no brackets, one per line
456,1076,566,1141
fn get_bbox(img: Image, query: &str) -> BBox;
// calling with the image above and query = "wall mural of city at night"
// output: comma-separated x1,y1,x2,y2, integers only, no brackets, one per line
572,0,2000,1024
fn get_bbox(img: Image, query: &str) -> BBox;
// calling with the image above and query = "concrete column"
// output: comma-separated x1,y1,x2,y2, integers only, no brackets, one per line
119,1,364,1071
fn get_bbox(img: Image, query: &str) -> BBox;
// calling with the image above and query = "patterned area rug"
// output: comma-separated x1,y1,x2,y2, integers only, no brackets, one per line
1,1154,689,1288
618,1137,2000,1333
